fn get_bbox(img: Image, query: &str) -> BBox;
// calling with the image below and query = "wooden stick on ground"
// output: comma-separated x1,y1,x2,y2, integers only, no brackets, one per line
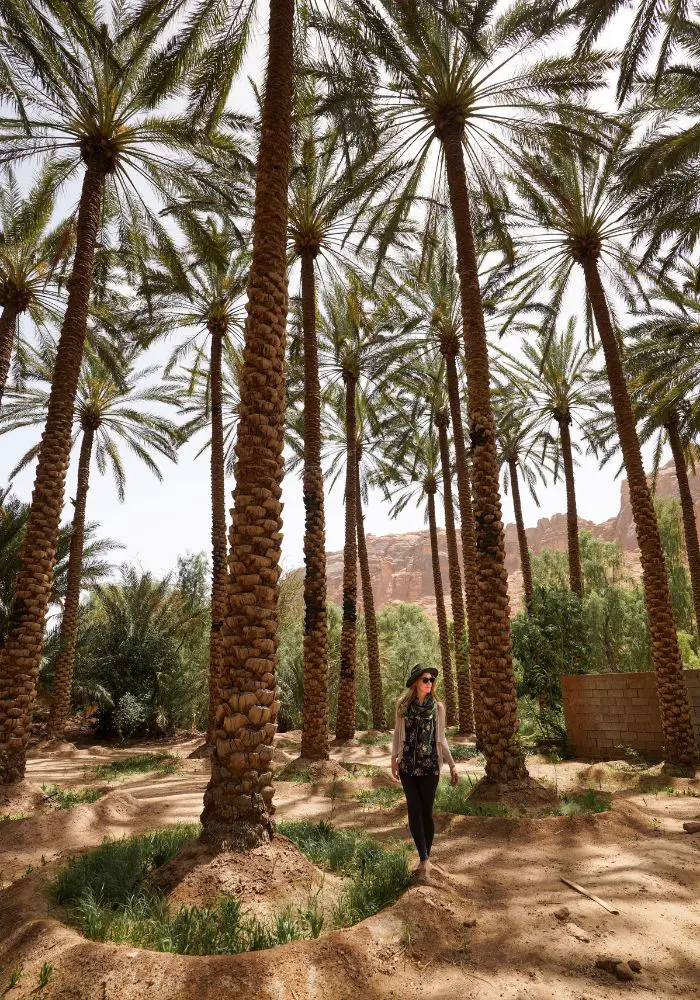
560,877,620,915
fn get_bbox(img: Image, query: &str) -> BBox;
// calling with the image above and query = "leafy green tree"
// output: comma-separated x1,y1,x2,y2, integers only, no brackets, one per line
0,0,235,783
1,339,179,734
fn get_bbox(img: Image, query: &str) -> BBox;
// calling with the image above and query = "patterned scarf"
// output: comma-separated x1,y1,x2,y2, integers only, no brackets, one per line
404,693,436,763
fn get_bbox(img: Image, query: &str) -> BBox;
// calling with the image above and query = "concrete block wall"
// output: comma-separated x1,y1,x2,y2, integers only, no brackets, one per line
561,671,700,761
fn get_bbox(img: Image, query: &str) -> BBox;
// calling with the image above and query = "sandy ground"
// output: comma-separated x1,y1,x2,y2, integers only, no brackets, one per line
0,733,699,1000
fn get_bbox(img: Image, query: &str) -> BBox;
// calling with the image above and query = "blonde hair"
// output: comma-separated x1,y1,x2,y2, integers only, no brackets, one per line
396,683,442,719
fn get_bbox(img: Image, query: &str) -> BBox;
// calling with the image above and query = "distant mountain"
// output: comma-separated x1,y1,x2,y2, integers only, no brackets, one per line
325,460,698,618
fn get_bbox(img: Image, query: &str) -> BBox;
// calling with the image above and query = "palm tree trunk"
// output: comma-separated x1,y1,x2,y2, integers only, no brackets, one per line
48,426,94,735
0,303,20,406
559,416,583,596
666,415,700,637
441,121,527,785
355,456,385,730
299,249,329,759
444,350,483,744
206,318,228,744
582,257,697,768
427,489,454,713
200,0,295,845
436,413,470,730
335,373,358,740
0,163,106,785
508,458,533,610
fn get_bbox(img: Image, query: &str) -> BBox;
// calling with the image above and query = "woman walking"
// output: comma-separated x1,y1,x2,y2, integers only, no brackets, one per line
391,663,458,879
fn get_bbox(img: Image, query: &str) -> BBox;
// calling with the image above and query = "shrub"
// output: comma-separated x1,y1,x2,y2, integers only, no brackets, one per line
434,777,508,817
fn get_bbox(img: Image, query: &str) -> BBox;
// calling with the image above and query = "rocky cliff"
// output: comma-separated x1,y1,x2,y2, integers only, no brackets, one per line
325,460,700,618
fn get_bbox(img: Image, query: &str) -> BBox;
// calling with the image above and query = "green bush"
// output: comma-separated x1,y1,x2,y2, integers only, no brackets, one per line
41,785,104,810
433,777,508,817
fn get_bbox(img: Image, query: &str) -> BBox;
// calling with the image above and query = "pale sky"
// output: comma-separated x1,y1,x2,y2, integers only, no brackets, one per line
1,4,660,580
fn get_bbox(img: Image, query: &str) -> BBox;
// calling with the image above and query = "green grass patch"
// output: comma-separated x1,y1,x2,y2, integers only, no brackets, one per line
357,732,391,748
434,776,508,817
342,763,386,778
87,752,181,781
664,786,700,797
355,786,404,808
277,766,312,784
448,744,485,763
41,785,105,810
555,789,611,816
278,820,410,926
0,811,27,822
54,820,409,955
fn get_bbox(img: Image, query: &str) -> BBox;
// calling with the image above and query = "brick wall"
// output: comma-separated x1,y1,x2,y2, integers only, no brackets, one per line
561,671,700,761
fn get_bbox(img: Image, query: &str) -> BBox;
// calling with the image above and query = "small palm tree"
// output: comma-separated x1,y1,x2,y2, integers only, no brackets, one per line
509,136,698,766
1,339,179,734
0,0,236,783
0,161,73,403
492,395,551,611
497,321,599,595
374,425,455,719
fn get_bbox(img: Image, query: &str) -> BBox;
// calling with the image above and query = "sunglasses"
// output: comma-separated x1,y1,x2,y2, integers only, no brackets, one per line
419,676,435,684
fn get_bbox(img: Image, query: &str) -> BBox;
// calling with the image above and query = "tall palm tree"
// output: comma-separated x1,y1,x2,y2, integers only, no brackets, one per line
492,395,550,612
1,340,179,734
510,137,698,767
141,215,247,742
0,161,73,404
375,424,455,717
288,89,398,755
318,0,608,786
0,0,234,783
497,321,598,596
319,279,401,740
200,0,295,846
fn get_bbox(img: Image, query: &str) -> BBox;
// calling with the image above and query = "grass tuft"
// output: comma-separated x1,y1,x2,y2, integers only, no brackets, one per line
448,744,485,763
41,785,105,809
357,732,391,748
87,752,180,781
434,777,508,817
356,786,404,808
555,789,611,815
664,785,700,798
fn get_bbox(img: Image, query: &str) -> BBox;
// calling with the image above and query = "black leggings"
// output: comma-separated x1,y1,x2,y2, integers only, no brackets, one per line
399,771,440,861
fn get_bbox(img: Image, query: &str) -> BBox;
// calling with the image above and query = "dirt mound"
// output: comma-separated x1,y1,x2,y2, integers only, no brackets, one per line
151,835,342,918
468,775,559,811
277,758,349,782
0,781,45,818
187,742,212,759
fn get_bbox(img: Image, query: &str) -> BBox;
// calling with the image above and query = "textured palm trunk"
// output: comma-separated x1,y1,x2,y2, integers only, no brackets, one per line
0,303,20,406
335,373,358,740
508,458,533,610
48,426,94,735
559,417,583,596
436,412,470,730
441,121,526,784
206,319,229,744
356,454,385,730
0,163,106,784
299,250,329,759
582,257,697,767
427,488,454,712
200,0,295,845
444,350,483,744
666,416,700,637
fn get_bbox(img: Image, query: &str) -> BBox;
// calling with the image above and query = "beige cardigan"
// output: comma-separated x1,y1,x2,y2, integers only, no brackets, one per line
391,700,456,770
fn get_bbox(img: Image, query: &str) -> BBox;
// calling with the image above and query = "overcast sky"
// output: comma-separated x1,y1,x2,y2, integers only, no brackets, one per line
1,4,657,579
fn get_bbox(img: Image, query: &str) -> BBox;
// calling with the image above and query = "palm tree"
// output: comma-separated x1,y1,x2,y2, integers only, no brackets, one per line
375,425,455,717
492,395,550,612
200,0,295,846
1,339,179,734
0,0,235,783
355,438,385,730
0,490,120,648
317,0,609,786
288,90,398,755
497,321,598,596
509,137,698,767
0,161,73,404
141,215,247,743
